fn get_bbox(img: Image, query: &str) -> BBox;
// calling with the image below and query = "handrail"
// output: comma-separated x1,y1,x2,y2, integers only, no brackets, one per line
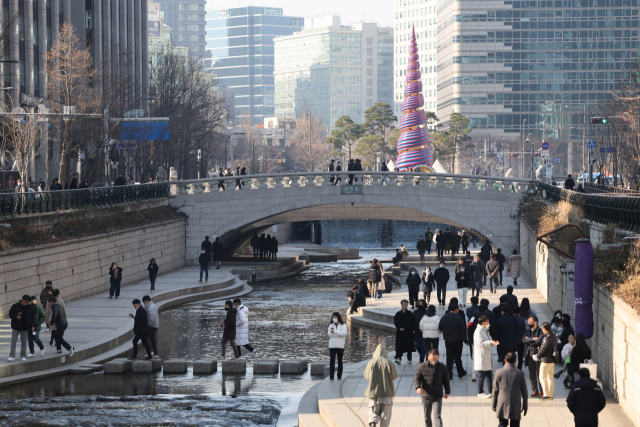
536,223,585,259
583,182,640,195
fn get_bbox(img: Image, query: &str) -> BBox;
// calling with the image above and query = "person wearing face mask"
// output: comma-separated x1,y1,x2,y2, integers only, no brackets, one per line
394,300,416,365
27,296,46,358
522,316,543,397
550,310,563,337
413,300,429,363
108,262,123,299
328,312,348,380
414,349,450,427
369,259,383,300
454,259,471,308
147,258,159,292
407,268,421,309
474,315,500,398
433,262,450,309
422,266,435,303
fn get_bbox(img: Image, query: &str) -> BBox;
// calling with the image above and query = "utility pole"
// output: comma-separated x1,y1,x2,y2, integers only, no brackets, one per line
308,110,312,171
483,139,487,175
522,119,527,178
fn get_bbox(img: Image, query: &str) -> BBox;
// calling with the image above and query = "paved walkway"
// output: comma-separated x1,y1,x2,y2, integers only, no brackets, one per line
341,265,634,427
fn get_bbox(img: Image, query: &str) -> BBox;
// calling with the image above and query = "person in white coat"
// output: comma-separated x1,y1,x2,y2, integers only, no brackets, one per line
474,315,500,398
233,298,257,357
419,304,441,353
328,311,348,380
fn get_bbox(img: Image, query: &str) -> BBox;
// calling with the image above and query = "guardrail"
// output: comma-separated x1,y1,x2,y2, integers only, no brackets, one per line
0,183,169,216
583,182,640,195
537,182,640,230
169,171,534,194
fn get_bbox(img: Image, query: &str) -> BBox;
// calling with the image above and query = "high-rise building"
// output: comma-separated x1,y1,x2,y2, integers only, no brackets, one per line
274,15,394,129
155,0,206,56
393,0,438,118
436,0,639,175
205,6,303,126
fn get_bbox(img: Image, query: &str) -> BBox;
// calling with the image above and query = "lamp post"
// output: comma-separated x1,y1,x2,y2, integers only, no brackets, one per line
225,131,245,169
522,119,527,179
526,134,533,180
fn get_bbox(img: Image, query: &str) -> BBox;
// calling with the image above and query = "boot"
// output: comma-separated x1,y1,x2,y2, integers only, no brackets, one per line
554,370,563,379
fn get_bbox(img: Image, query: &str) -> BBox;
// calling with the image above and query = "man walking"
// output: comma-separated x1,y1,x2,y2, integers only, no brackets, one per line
40,280,53,310
48,297,73,356
250,232,259,259
212,237,224,269
474,315,500,398
425,228,434,254
536,322,558,400
128,299,153,360
522,316,544,397
143,296,159,357
234,298,257,357
433,261,450,308
502,285,519,308
435,230,445,258
566,368,606,427
28,296,46,357
414,349,450,427
495,248,506,286
394,300,415,364
199,248,211,282
413,299,429,363
493,352,528,427
219,300,240,359
417,236,428,262
8,295,32,362
512,306,527,369
497,306,520,365
407,268,421,309
438,303,468,379
565,174,576,191
486,254,500,293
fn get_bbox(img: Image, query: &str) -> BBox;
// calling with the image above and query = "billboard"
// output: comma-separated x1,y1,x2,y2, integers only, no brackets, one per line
120,121,170,141
148,2,161,38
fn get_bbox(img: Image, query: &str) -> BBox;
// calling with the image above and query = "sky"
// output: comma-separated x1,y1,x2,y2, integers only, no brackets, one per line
206,0,394,27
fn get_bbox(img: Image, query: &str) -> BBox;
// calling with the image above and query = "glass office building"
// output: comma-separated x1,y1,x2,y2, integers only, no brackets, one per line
206,6,303,125
436,0,640,174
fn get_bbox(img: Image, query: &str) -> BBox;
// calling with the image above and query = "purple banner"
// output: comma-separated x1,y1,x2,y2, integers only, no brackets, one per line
574,238,594,339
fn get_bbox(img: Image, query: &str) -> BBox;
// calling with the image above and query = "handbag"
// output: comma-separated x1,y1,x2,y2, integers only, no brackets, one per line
579,359,597,379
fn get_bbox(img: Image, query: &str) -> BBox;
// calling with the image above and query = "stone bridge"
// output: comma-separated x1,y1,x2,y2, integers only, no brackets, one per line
170,172,532,264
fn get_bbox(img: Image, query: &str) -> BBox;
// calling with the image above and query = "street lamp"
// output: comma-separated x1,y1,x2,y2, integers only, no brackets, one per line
224,131,245,169
522,119,527,178
526,134,534,180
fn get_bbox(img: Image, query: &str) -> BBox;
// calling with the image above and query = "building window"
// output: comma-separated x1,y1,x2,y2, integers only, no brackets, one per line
367,58,373,66
367,88,373,96
367,78,373,86
367,99,373,107
367,68,373,76
367,47,373,55
367,37,373,45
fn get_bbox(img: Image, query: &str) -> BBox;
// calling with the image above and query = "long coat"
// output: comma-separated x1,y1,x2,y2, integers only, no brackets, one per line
507,255,522,279
492,364,528,420
394,309,415,354
235,304,250,346
473,325,494,372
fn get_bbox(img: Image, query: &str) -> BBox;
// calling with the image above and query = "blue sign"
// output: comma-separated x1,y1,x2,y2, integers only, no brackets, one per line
120,121,170,141
542,141,549,150
587,138,596,150
599,146,616,154
554,157,561,164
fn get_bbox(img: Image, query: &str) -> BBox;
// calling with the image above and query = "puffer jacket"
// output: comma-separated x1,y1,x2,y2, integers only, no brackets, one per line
369,263,382,282
49,302,68,329
328,323,348,348
537,331,558,363
235,304,250,346
419,312,441,339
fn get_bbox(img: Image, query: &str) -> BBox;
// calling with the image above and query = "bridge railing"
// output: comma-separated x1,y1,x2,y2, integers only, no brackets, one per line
583,182,640,195
0,183,169,216
169,172,534,195
537,182,640,230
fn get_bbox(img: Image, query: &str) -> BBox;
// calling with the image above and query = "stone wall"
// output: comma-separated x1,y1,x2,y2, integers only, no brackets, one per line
0,219,186,319
520,221,640,427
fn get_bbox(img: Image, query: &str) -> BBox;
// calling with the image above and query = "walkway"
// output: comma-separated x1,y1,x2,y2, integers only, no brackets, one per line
0,266,248,385
335,264,635,427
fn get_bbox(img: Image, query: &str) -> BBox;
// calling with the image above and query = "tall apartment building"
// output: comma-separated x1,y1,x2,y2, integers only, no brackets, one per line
436,0,639,174
155,0,206,56
205,6,303,126
393,0,439,117
274,15,394,129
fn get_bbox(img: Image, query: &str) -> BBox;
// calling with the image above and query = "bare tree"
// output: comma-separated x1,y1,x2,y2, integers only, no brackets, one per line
290,113,329,172
1,105,45,183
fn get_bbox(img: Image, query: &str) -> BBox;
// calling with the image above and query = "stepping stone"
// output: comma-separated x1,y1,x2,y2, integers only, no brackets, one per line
260,358,280,364
281,360,305,375
132,360,153,373
222,359,246,374
290,359,309,370
151,358,163,371
103,359,128,374
311,360,330,376
253,361,279,375
323,365,330,377
163,359,187,374
193,359,217,374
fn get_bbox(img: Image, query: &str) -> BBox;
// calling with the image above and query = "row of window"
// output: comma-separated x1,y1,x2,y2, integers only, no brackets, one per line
438,38,639,52
438,0,639,14
207,15,303,29
207,25,298,39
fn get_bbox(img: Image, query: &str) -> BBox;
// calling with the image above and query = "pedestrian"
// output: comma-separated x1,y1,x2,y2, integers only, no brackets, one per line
421,266,434,303
425,228,434,254
199,248,211,282
380,161,388,185
454,260,470,308
217,168,225,191
507,249,522,286
69,173,78,189
479,247,490,286
443,229,453,255
522,315,544,397
259,233,267,260
328,159,335,185
466,296,479,321
565,333,591,388
550,310,563,337
218,300,240,359
48,297,73,356
369,259,383,300
335,160,342,185
433,261,449,308
328,312,347,380
556,334,576,386
492,352,528,427
407,267,421,309
518,298,536,320
127,174,134,185
419,304,441,354
234,298,257,358
147,258,159,292
438,303,468,379
468,256,482,298
201,235,212,258
347,158,355,185
272,236,279,261
565,174,575,191
502,285,519,308
413,299,429,363
535,322,558,400
417,236,427,262
38,177,46,191
497,305,520,364
394,300,415,364
250,231,259,259
27,296,46,357
79,177,89,188
511,306,527,369
435,229,445,258
566,368,606,427
461,230,469,253
558,317,576,353
142,295,159,357
8,295,32,362
486,254,500,293
364,344,398,427
495,248,506,286
45,288,61,346
235,167,242,189
414,348,450,427
348,287,367,314
474,315,500,398
212,236,224,269
128,299,153,360
40,280,53,311
115,173,126,186
108,262,123,299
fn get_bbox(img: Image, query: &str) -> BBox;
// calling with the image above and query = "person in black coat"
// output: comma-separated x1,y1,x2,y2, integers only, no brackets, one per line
69,173,78,189
564,174,576,191
128,299,153,360
347,159,355,185
454,265,471,309
348,289,366,314
438,304,468,379
78,178,88,188
250,232,259,259
115,173,126,186
416,236,428,262
147,258,159,292
435,229,445,258
258,233,267,260
201,236,212,259
369,259,383,299
501,285,519,308
413,300,429,363
512,306,527,369
495,248,506,285
566,368,606,426
212,237,224,269
272,237,278,261
443,229,453,254
433,261,450,308
406,268,421,309
566,333,592,387
199,249,211,282
108,262,123,299
394,300,415,363
558,318,575,353
493,295,509,320
496,306,520,364
461,231,470,253
220,300,240,358
421,266,435,302
8,296,32,360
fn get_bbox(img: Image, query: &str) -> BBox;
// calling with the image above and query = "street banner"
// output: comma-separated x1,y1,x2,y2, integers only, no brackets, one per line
574,238,594,339
148,3,161,38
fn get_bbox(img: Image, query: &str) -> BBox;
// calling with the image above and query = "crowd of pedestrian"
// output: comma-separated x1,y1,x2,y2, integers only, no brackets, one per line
250,232,279,261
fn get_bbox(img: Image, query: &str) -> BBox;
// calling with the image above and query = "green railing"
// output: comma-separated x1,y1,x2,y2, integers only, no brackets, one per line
0,183,169,216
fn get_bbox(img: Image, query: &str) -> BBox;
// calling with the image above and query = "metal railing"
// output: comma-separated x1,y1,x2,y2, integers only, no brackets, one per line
0,183,169,216
583,182,640,195
537,182,640,230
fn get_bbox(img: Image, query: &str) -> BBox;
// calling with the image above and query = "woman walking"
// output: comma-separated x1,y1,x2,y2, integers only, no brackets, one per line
519,298,536,320
109,262,123,299
364,345,398,427
507,249,522,286
419,304,441,353
328,312,348,380
147,258,159,292
421,266,434,303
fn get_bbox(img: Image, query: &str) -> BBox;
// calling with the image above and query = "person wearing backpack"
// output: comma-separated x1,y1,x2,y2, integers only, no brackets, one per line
534,322,558,400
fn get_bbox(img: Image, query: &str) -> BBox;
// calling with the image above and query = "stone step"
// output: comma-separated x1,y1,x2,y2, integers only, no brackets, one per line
298,382,329,427
317,362,369,427
347,311,395,333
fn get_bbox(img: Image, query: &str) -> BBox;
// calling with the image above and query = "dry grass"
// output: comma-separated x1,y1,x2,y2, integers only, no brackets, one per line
595,243,640,314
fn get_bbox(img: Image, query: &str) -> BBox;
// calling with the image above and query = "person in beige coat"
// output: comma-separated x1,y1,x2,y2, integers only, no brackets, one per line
506,250,522,286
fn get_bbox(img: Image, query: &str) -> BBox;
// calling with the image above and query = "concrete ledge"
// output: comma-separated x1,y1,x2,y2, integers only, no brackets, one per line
192,359,217,374
103,359,129,374
222,359,246,374
253,361,279,375
281,360,305,375
163,359,187,374
311,360,330,376
132,360,153,373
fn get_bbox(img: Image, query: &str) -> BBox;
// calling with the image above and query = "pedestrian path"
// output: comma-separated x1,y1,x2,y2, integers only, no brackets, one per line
0,266,249,383
336,268,635,426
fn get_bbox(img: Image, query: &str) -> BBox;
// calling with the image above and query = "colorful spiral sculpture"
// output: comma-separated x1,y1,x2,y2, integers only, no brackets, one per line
395,26,433,171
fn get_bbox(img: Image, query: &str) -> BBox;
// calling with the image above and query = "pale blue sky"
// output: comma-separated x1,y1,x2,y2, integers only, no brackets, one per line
206,0,394,27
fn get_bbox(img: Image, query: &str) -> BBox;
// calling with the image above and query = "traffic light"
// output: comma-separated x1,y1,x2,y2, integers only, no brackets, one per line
510,153,519,157
590,117,608,125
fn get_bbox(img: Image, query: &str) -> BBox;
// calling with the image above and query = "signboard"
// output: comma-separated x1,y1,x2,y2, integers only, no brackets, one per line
546,163,553,178
272,225,278,233
263,129,284,139
599,147,616,154
340,186,363,195
120,121,170,141
541,150,550,159
554,157,561,164
620,110,633,123
587,138,596,150
124,109,145,118
148,3,161,38
265,8,283,15
541,141,549,150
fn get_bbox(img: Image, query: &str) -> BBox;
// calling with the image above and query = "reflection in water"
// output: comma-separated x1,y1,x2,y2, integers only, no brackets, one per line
0,250,397,426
